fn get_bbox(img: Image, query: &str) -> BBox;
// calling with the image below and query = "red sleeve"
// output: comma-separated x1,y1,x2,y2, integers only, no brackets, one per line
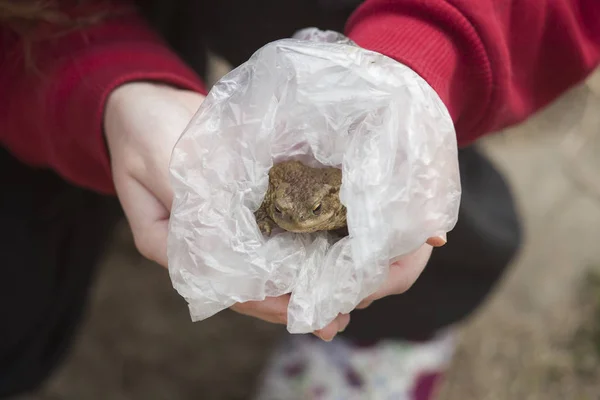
0,3,207,195
346,0,600,146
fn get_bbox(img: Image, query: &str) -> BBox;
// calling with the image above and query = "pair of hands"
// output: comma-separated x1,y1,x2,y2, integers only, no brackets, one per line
105,82,445,342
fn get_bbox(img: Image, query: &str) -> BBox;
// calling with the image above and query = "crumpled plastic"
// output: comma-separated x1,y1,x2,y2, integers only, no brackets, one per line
167,28,461,333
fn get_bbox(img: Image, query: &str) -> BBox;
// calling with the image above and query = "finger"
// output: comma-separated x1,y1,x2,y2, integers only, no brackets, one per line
426,233,447,247
142,220,169,267
355,299,373,309
230,295,291,325
143,163,175,211
113,171,170,267
314,313,350,341
365,244,433,303
337,313,351,332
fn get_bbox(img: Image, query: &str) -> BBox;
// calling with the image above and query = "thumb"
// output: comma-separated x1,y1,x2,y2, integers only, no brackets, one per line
426,233,447,247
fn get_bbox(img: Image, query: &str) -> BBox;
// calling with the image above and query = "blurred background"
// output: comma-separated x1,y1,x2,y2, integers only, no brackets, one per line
14,62,600,400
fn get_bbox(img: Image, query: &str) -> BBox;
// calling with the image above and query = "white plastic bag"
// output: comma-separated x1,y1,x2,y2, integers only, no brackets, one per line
167,28,461,333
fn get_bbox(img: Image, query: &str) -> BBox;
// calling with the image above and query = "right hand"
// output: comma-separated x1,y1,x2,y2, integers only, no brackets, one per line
355,235,447,310
230,236,444,340
232,297,351,341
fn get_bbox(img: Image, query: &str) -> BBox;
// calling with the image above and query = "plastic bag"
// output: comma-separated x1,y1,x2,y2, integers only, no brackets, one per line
167,28,461,333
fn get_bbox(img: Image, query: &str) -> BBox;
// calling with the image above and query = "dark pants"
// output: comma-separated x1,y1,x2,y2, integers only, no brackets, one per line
0,0,521,397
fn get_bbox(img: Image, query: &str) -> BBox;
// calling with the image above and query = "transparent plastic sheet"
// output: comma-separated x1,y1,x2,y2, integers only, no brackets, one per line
167,28,461,333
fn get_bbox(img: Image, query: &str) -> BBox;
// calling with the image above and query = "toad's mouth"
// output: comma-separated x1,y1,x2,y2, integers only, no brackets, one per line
273,212,336,233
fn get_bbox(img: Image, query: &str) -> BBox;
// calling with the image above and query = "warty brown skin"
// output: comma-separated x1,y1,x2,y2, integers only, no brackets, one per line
255,160,347,236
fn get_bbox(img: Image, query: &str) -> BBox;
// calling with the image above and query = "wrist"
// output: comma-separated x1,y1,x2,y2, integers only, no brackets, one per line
105,81,203,123
104,82,205,156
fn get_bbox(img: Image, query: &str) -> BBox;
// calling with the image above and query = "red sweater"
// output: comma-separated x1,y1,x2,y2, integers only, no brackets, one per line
1,0,599,195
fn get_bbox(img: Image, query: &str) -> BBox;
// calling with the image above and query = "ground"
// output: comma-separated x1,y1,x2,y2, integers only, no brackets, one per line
14,66,600,400
437,70,600,400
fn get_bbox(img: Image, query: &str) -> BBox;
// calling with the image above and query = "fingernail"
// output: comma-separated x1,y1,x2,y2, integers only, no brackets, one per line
358,300,372,309
428,234,447,247
438,234,447,245
319,333,333,342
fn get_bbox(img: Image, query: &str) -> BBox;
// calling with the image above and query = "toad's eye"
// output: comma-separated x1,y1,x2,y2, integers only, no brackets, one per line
274,205,282,214
312,203,322,215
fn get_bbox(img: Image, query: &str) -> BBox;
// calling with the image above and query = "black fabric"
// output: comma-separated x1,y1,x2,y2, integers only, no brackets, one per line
341,146,522,341
0,148,122,397
0,0,521,396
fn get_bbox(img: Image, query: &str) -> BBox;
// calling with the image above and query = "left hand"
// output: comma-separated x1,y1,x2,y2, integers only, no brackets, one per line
104,82,350,341
105,82,205,266
355,236,446,309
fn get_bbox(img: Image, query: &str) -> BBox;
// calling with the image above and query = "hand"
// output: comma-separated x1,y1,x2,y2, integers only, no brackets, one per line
231,297,351,341
355,235,446,309
104,82,348,341
105,82,204,266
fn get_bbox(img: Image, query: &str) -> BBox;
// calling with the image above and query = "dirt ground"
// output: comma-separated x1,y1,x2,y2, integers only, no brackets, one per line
436,70,600,400
13,67,600,400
